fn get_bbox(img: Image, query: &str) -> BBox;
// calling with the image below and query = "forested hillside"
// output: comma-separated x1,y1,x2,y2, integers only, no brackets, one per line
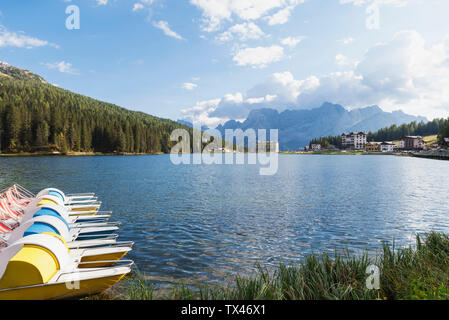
309,118,449,148
0,64,191,154
367,118,448,142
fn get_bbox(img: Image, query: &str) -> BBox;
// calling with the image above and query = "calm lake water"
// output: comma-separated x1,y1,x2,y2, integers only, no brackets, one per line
1,154,449,286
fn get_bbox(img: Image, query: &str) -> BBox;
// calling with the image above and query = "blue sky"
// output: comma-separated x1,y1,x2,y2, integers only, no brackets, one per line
1,0,449,127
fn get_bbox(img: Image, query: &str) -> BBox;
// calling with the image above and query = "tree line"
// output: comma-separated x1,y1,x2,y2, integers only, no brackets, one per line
367,118,448,142
0,78,192,154
309,136,342,149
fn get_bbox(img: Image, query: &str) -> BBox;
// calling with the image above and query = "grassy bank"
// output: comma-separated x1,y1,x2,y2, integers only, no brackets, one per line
121,232,449,300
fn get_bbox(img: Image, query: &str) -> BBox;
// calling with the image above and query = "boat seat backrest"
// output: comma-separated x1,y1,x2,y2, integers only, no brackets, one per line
12,234,71,270
36,188,66,204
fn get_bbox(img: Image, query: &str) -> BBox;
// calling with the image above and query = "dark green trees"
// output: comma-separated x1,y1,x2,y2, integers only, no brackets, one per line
438,118,449,145
0,77,190,154
308,118,449,149
367,118,448,142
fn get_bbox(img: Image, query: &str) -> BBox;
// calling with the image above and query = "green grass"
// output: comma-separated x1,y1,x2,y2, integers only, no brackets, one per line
116,232,449,300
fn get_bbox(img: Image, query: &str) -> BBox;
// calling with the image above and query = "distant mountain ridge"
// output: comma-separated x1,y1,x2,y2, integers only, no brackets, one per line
216,103,427,150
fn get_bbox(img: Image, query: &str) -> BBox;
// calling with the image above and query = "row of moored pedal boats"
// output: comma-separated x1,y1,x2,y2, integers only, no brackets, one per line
0,184,133,300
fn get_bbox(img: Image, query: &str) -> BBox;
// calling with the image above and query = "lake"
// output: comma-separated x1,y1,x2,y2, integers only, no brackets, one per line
1,154,449,287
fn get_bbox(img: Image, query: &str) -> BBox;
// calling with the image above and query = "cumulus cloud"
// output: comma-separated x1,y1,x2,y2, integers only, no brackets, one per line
265,4,297,25
180,98,223,128
183,82,198,90
335,53,349,66
233,45,285,68
152,21,185,40
43,61,78,74
181,71,319,126
338,37,355,45
339,0,414,6
97,0,108,5
216,22,265,42
0,26,58,49
281,36,306,48
181,30,449,125
133,3,145,11
190,0,305,32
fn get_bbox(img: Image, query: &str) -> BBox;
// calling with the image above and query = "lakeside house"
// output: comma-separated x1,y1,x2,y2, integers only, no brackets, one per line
365,142,381,152
342,132,367,150
399,136,425,150
444,138,449,147
380,142,396,153
311,144,322,151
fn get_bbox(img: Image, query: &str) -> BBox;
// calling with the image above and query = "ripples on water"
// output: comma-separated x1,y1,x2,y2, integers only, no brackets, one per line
1,154,448,286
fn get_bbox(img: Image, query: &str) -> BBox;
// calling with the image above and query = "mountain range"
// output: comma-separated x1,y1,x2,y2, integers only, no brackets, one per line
215,103,427,150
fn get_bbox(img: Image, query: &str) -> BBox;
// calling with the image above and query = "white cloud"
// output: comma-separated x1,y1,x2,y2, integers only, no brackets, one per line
339,0,416,7
338,37,355,45
281,36,306,48
0,26,57,49
233,45,284,68
133,3,145,11
190,0,305,32
43,61,78,74
97,0,108,5
181,30,449,124
216,22,265,42
183,82,198,90
152,21,185,41
299,31,449,118
335,53,349,65
181,71,319,125
181,98,223,128
265,4,297,25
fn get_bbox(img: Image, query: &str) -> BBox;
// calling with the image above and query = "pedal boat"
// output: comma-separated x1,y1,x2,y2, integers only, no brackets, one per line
0,234,132,300
23,202,112,226
4,204,128,251
36,189,102,212
2,218,133,268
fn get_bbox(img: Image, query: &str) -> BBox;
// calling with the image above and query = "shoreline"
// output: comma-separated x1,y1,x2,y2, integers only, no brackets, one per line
1,151,447,161
280,151,409,156
0,151,166,157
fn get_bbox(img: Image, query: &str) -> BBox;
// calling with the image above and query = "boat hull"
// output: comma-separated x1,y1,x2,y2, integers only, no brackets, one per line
0,274,126,300
78,251,129,268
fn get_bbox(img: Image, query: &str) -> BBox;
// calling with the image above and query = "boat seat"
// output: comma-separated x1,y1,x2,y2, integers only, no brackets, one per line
33,206,70,229
23,216,71,241
0,234,71,289
36,194,64,207
37,188,67,204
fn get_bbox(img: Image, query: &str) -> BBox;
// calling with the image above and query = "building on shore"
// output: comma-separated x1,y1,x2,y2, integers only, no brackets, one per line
399,136,425,150
342,132,367,150
365,142,381,152
311,144,321,151
380,142,396,153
